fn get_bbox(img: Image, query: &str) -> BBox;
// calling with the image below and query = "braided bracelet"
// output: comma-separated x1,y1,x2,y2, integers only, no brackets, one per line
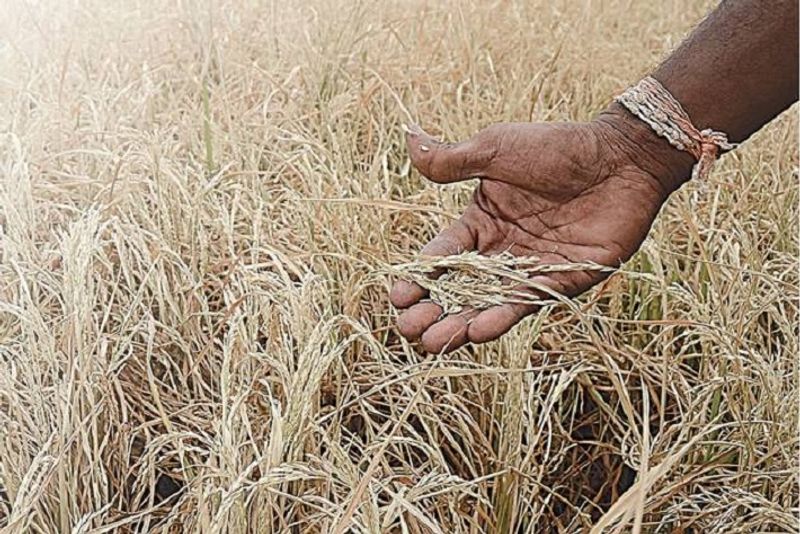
615,76,736,180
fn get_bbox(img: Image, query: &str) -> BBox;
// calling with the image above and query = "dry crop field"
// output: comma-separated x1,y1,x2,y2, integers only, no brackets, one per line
1,0,798,532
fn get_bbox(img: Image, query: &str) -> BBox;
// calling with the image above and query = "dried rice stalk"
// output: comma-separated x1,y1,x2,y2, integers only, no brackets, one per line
390,252,613,314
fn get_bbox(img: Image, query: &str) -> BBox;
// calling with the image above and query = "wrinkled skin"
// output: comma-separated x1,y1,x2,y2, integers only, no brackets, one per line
390,108,692,353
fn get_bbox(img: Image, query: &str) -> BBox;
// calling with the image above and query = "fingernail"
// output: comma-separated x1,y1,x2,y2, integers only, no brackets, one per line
420,145,430,152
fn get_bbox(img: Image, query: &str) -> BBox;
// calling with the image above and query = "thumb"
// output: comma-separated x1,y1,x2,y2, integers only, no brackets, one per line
405,124,497,184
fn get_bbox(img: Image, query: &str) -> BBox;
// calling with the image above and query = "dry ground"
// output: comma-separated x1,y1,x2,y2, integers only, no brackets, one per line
1,0,798,532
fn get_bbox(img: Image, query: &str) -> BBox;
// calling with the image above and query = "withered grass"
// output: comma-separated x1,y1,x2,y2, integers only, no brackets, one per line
0,0,797,532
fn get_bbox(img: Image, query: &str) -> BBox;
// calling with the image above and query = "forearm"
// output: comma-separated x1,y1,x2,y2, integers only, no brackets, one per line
655,0,798,142
598,0,799,192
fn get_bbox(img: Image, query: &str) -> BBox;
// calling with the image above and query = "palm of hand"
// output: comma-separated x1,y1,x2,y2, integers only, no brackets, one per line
391,122,669,353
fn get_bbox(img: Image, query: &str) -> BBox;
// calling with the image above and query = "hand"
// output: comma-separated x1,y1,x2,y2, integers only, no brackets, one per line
390,106,693,353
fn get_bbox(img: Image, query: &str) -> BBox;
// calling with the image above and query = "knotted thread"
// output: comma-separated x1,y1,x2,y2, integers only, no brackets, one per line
615,76,736,180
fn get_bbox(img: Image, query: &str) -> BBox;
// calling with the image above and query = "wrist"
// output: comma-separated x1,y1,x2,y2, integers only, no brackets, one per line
593,102,696,194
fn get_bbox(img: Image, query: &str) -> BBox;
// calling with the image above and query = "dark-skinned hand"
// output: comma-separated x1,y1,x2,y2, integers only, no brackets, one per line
390,107,692,353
